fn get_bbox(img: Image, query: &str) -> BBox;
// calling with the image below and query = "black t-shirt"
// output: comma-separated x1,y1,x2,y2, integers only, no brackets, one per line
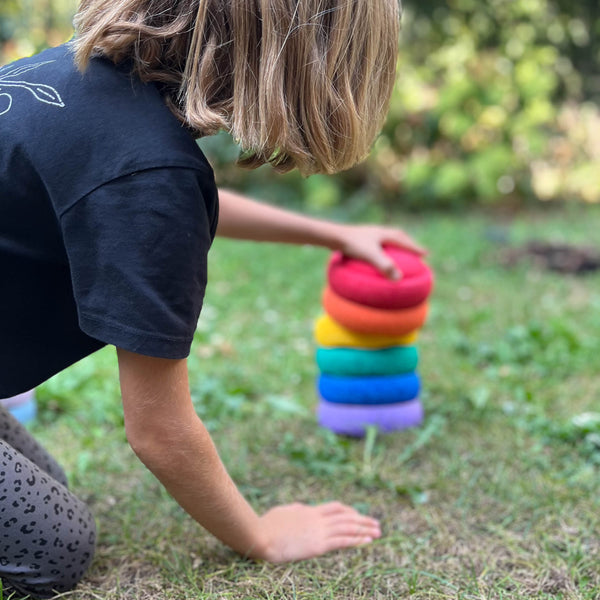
0,44,219,397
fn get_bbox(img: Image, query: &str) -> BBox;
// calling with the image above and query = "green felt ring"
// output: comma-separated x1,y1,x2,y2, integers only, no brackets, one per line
316,346,418,376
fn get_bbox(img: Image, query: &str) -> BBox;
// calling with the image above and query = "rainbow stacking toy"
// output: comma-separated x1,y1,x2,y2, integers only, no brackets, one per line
314,246,433,437
0,389,37,424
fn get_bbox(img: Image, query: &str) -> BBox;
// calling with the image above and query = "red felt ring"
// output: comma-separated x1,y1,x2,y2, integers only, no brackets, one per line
327,246,433,309
322,286,429,335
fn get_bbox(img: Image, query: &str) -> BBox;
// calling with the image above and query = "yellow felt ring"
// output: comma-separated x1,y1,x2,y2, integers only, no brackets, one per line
314,314,419,349
323,286,429,336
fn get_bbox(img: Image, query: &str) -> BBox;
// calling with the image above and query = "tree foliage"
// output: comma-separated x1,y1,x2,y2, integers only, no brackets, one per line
0,0,74,62
372,0,600,208
1,0,598,210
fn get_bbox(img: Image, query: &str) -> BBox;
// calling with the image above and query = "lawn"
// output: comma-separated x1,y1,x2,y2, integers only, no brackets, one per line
19,205,600,599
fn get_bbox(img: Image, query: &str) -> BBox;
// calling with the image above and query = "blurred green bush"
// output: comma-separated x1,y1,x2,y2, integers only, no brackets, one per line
377,0,600,209
196,0,600,211
0,0,74,60
1,0,599,211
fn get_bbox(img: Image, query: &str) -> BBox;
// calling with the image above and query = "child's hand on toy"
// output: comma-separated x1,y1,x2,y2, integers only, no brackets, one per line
334,224,426,280
253,501,381,563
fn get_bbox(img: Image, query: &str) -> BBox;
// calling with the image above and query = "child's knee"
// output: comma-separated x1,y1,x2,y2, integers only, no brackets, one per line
0,440,97,598
1,512,96,599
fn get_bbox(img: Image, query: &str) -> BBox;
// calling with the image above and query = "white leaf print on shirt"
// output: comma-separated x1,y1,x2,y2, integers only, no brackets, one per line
0,60,65,116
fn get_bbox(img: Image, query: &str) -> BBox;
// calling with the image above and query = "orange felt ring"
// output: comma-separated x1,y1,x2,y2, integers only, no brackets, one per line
323,286,429,335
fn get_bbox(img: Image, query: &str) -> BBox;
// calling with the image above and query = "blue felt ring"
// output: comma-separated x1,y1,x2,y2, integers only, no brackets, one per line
316,346,419,376
317,398,424,437
317,373,420,405
7,398,37,424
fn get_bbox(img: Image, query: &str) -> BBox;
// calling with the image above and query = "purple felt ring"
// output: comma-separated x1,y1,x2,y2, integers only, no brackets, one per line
328,246,434,309
0,389,35,410
317,398,424,437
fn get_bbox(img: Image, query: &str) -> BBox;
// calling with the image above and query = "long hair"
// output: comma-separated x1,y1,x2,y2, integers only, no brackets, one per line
73,1,401,175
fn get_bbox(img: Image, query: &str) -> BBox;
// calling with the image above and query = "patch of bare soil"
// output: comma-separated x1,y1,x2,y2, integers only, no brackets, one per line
501,241,600,274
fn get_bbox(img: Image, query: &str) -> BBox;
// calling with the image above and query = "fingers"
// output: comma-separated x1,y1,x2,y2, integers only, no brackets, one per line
257,501,382,562
316,501,382,545
327,520,381,542
376,230,428,279
364,228,428,280
373,255,403,281
337,223,427,281
337,515,381,534
322,520,382,553
317,501,379,523
322,535,376,553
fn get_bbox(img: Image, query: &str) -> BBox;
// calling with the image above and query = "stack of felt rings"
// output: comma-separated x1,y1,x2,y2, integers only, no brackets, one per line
0,389,37,424
314,246,434,437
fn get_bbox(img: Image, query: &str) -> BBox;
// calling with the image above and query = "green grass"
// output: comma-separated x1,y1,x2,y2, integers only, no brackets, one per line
20,205,600,599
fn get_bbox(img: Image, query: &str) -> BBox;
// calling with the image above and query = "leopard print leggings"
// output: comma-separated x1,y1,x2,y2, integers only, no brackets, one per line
0,404,96,599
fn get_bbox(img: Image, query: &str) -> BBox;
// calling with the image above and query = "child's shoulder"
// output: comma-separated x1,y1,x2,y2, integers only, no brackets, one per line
1,43,193,147
1,43,210,208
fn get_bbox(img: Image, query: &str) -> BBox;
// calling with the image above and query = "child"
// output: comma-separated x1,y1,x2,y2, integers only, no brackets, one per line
0,0,423,597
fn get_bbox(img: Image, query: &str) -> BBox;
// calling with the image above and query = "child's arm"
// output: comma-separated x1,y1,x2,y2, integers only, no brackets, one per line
117,349,380,562
216,188,426,279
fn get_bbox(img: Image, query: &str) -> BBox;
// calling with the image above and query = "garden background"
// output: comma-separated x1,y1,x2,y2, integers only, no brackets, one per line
1,0,599,211
1,1,600,599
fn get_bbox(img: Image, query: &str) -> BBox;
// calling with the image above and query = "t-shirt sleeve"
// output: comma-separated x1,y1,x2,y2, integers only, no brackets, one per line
58,167,219,359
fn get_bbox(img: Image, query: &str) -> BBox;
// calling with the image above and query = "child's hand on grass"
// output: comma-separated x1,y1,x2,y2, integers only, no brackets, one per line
333,223,427,280
253,501,381,563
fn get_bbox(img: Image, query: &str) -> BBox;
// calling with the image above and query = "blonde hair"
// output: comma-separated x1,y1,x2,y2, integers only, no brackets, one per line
73,1,401,175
